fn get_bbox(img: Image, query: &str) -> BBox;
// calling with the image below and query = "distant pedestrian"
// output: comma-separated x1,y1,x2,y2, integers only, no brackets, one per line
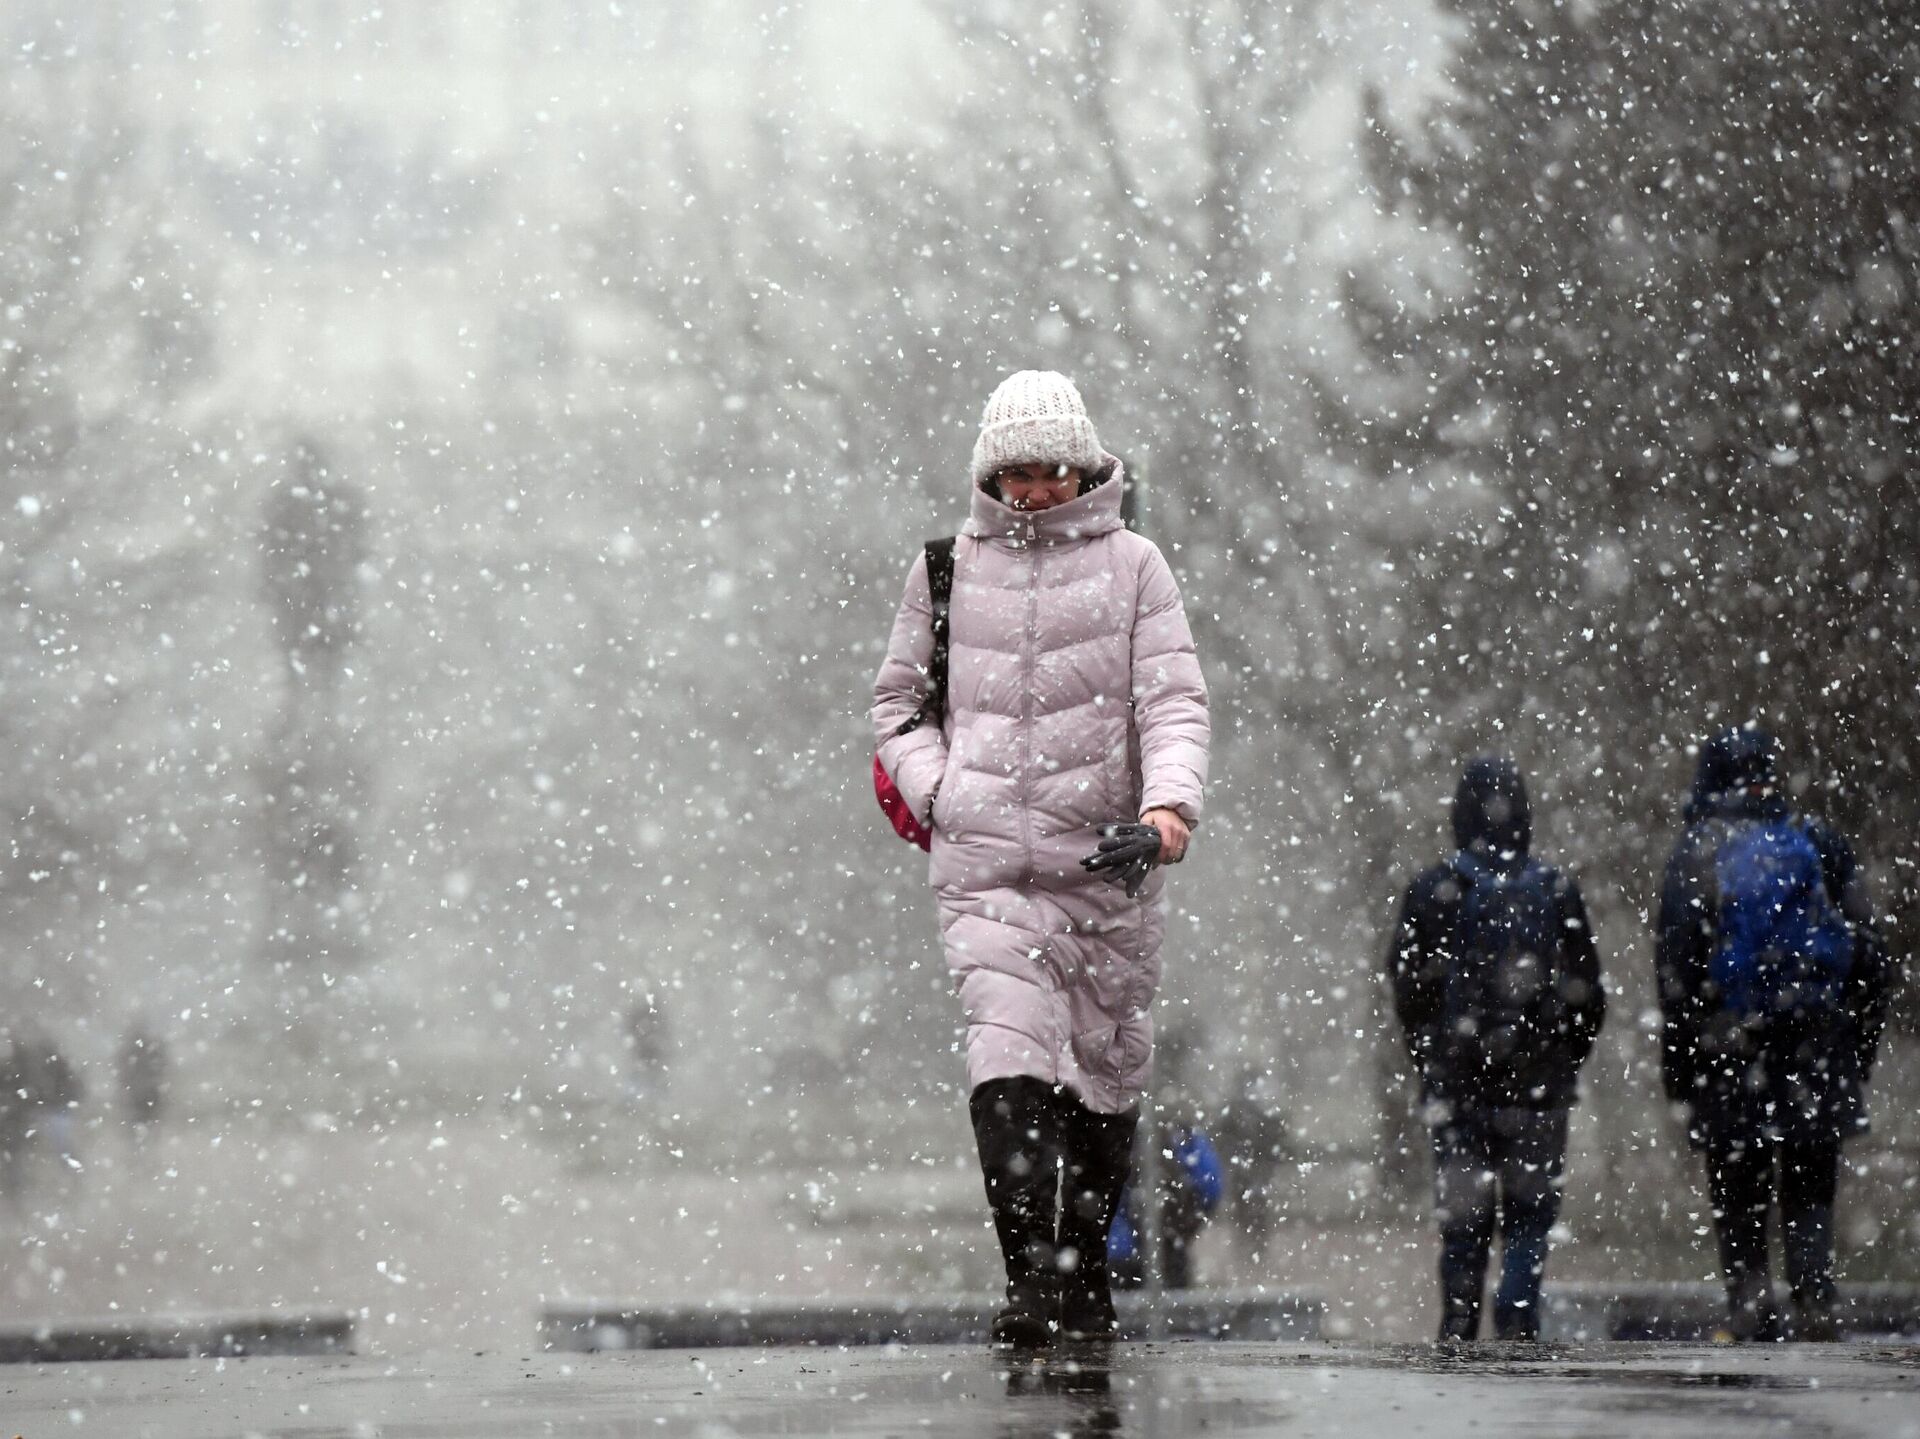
118,1023,168,1138
622,993,669,1106
1656,726,1893,1341
1390,757,1606,1341
0,1034,24,1207
1109,1111,1225,1290
15,1028,84,1176
1214,1066,1294,1254
871,370,1210,1347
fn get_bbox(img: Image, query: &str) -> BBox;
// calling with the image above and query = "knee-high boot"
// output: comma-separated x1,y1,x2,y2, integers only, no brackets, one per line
1058,1102,1137,1340
970,1078,1062,1348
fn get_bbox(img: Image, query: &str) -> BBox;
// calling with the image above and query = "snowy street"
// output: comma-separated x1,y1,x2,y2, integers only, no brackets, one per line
0,1114,1432,1352
7,1342,1919,1438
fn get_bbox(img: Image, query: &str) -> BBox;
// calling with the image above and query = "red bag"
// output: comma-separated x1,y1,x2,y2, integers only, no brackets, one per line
874,754,933,851
874,537,955,850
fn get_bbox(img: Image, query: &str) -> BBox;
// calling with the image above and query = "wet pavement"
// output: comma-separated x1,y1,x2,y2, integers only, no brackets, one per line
5,1340,1919,1438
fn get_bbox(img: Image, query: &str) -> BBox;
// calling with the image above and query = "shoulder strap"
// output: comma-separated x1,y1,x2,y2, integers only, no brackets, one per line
925,537,955,721
1695,817,1738,917
1519,859,1565,971
1448,849,1490,892
1444,850,1492,951
1791,815,1843,902
896,538,956,737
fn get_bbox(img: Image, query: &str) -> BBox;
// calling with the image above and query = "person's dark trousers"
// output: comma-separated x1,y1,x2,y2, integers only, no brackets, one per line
1704,1124,1841,1340
1056,1099,1137,1338
1780,1139,1840,1339
1159,1224,1196,1289
971,1078,1063,1345
1430,1106,1569,1341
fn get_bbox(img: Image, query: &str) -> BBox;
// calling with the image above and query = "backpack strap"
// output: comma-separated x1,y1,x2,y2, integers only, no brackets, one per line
925,535,955,720
895,537,956,737
1442,849,1478,920
1447,848,1492,899
1791,815,1845,906
1700,815,1749,925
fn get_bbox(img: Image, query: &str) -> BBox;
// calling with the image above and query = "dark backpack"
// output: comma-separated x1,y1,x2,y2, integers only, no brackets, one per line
1438,852,1568,1096
1709,818,1852,1018
872,538,955,851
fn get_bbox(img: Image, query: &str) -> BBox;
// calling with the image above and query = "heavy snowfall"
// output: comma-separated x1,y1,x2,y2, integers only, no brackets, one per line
0,0,1913,1358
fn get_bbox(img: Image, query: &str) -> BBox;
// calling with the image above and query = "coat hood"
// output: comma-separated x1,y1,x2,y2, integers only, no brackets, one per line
1451,755,1531,864
1685,725,1787,822
963,454,1127,544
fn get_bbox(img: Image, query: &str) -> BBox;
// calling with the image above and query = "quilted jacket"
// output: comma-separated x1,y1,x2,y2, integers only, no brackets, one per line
872,458,1209,1113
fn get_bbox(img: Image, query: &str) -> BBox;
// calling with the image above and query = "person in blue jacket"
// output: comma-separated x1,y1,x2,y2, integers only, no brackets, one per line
1656,726,1892,1341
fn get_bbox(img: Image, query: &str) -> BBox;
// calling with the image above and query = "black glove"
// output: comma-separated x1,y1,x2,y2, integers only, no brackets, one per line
1081,822,1162,899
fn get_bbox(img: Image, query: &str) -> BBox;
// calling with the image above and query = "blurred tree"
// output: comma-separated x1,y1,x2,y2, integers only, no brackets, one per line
0,83,220,1011
259,440,371,1003
1343,0,1917,1016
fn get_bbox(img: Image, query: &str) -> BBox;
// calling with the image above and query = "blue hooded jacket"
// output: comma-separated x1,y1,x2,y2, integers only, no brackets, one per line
1655,726,1891,1141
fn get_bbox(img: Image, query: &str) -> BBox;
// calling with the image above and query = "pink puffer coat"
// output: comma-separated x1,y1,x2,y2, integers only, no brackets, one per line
872,459,1210,1113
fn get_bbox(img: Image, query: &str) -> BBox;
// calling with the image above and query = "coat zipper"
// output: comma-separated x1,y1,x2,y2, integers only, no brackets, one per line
1018,522,1058,1079
1020,521,1040,878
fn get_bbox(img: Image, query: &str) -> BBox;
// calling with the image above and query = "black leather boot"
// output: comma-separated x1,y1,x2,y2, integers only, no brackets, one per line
1058,1102,1137,1340
971,1079,1062,1349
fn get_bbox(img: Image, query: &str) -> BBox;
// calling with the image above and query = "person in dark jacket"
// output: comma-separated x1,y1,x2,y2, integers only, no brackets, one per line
15,1027,84,1172
0,1034,24,1209
1214,1066,1294,1255
1390,757,1606,1341
1656,726,1892,1341
118,1023,168,1139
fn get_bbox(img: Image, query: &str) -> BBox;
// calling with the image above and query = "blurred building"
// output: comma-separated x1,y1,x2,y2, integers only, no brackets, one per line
2,0,939,421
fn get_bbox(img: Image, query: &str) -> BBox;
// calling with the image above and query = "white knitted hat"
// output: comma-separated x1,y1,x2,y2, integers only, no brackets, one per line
969,370,1104,488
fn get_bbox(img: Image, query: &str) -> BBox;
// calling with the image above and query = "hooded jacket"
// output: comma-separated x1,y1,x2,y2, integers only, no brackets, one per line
871,458,1209,1114
1655,728,1892,1141
1388,758,1605,1110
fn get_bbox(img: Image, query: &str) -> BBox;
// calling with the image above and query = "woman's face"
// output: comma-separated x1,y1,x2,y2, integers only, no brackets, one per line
992,463,1082,511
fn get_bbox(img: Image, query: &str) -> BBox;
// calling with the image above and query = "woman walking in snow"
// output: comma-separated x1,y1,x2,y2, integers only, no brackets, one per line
872,371,1210,1347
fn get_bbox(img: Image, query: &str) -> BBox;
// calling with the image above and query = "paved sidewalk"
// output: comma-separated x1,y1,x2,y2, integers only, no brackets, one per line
4,1340,1917,1438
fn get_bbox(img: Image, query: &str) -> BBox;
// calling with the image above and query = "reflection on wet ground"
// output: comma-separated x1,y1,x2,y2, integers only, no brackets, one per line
6,1340,1918,1439
994,1345,1294,1437
1002,1356,1125,1437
